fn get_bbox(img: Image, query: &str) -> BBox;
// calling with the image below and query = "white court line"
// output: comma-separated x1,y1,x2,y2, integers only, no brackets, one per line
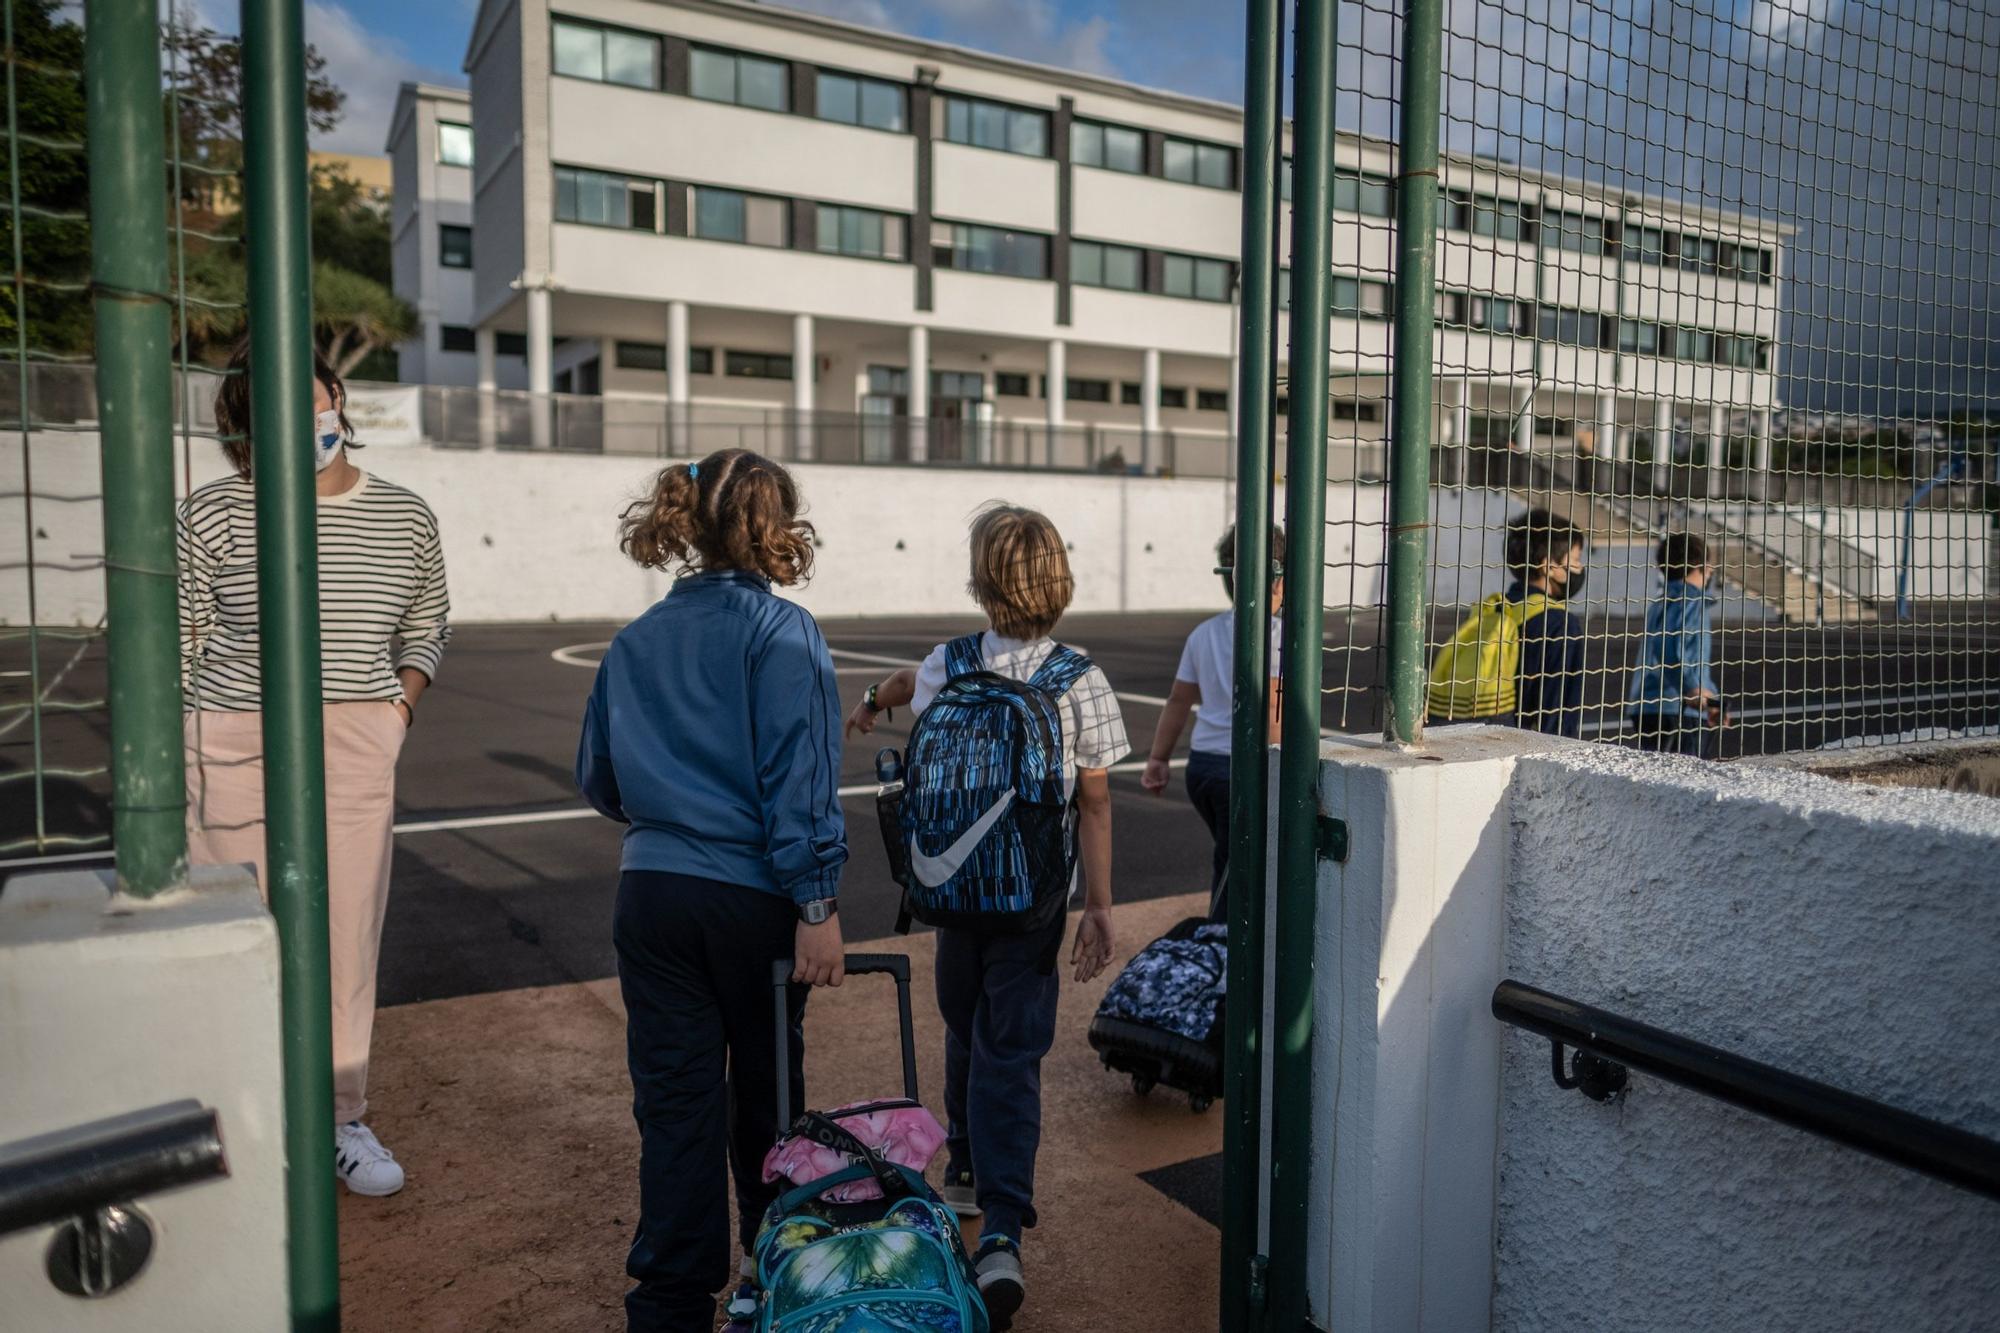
551,641,609,667
0,847,113,871
389,756,1190,837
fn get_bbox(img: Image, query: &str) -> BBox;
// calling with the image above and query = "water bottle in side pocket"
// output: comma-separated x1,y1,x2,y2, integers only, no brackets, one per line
874,748,911,889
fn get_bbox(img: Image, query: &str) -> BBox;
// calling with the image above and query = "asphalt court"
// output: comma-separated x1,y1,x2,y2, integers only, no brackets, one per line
5,607,1996,1009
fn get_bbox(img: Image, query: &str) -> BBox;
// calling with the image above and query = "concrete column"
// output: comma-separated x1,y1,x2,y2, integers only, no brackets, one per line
1140,346,1161,474
666,299,690,456
474,325,497,449
1046,337,1066,439
1707,411,1727,499
1514,384,1535,454
907,324,929,462
526,285,553,451
1597,392,1619,461
791,313,815,462
1652,398,1673,495
1451,384,1472,488
1753,407,1775,500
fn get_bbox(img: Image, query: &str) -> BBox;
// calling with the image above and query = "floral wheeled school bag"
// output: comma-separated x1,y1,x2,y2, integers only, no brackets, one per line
752,1113,989,1333
893,634,1093,934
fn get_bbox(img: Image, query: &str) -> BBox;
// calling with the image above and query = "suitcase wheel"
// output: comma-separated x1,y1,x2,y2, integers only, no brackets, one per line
1131,1074,1156,1097
1189,1093,1214,1114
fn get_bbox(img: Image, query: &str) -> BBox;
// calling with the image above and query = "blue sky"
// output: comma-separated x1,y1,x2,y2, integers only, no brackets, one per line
193,0,1993,414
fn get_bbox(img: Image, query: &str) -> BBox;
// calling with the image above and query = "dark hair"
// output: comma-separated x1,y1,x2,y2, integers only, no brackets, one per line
1504,509,1586,578
1657,532,1710,581
211,337,355,479
966,503,1074,639
619,449,816,585
1216,523,1288,599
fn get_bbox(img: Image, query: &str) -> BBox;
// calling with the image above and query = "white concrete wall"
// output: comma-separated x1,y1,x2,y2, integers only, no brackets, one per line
1497,745,2000,1330
0,866,288,1330
1303,732,2000,1331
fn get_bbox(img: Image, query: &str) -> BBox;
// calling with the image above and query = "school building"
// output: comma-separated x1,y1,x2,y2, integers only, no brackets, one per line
389,0,1789,483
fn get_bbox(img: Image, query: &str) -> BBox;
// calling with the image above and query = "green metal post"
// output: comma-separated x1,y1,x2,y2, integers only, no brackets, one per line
1385,0,1443,744
86,0,187,896
1221,0,1283,1327
1269,0,1337,1327
241,0,339,1325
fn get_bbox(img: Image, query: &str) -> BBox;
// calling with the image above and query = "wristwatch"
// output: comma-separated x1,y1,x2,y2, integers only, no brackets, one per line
863,684,882,713
798,897,838,926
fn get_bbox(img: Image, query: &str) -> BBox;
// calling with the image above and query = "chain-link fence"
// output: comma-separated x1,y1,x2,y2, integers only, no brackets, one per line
1322,0,1998,757
0,0,247,860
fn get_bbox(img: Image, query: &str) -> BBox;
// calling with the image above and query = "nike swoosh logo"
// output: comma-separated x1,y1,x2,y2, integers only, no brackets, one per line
909,791,1015,888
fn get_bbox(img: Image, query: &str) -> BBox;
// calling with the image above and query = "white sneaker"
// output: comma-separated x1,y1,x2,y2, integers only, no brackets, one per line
335,1121,405,1197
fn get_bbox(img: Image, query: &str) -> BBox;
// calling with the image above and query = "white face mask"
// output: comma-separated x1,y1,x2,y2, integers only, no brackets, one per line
313,409,344,473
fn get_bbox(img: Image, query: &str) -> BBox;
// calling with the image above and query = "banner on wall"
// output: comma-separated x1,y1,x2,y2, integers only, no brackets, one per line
344,384,424,446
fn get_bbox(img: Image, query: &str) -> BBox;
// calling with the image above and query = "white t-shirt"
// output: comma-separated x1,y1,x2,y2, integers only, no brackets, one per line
1176,611,1284,756
911,632,1130,797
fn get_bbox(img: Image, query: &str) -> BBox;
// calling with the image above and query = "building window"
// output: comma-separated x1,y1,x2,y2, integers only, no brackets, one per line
1066,377,1111,403
690,47,788,112
1537,306,1608,348
1332,168,1393,217
1671,327,1715,362
1466,295,1529,336
552,18,660,90
614,341,666,371
439,223,472,268
942,95,1048,157
1196,389,1229,412
1536,416,1576,438
1070,120,1144,174
1281,157,1292,201
815,204,906,260
933,370,984,399
690,347,715,374
1070,239,1142,292
996,371,1032,397
1466,194,1532,243
496,331,528,356
933,222,1048,279
1162,253,1231,302
725,350,793,380
816,71,904,132
1331,274,1390,319
437,121,473,167
439,324,475,353
1545,209,1610,255
692,187,788,247
1160,386,1188,410
1617,319,1660,356
1332,400,1381,422
1620,224,1669,265
1163,137,1233,189
1119,382,1141,406
555,166,658,230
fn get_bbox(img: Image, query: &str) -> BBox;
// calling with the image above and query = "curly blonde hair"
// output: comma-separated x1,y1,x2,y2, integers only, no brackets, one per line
619,449,816,585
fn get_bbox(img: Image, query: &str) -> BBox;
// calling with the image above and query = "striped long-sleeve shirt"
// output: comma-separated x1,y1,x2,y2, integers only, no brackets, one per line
178,470,451,712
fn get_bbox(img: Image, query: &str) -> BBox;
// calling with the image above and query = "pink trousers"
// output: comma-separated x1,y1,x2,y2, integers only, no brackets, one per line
184,702,405,1124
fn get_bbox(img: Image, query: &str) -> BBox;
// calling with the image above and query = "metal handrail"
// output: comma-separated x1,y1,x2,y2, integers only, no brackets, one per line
1492,980,2000,1204
0,1100,227,1237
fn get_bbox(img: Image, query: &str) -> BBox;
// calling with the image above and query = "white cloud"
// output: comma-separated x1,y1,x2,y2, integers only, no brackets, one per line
305,2,463,155
785,0,1120,78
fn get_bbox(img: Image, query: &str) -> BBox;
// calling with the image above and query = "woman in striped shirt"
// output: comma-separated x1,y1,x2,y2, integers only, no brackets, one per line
179,341,450,1198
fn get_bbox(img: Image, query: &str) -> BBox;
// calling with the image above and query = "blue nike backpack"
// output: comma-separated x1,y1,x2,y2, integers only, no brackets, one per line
888,634,1093,935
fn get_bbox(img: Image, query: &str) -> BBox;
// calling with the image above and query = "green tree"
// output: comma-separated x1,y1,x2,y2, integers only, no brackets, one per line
312,258,415,378
0,1,92,361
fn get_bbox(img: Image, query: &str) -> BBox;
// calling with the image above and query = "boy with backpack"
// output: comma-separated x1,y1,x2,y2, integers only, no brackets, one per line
1625,532,1725,758
1140,523,1286,914
1427,508,1589,738
846,503,1127,1329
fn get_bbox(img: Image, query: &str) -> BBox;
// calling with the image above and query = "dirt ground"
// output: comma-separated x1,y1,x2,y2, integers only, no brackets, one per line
338,892,1224,1332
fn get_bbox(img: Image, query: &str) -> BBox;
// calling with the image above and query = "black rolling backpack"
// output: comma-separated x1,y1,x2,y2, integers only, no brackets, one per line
1087,915,1229,1113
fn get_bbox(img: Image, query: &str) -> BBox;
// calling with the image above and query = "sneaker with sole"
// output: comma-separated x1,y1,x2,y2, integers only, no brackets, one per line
723,1254,759,1329
334,1121,405,1197
974,1236,1024,1330
941,1167,981,1218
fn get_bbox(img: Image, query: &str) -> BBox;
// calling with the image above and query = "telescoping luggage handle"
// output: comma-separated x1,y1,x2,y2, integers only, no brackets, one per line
771,954,921,1128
